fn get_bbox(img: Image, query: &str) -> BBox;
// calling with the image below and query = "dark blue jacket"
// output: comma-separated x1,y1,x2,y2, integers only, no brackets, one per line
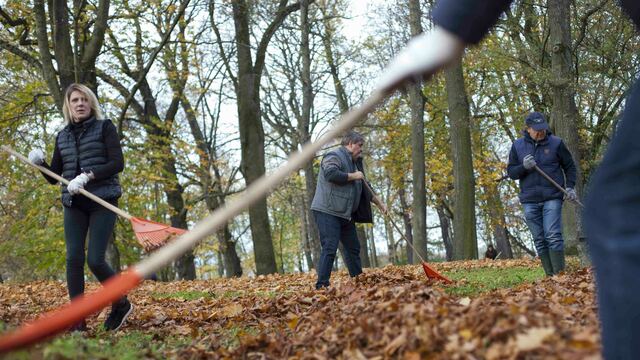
433,0,640,44
507,131,576,203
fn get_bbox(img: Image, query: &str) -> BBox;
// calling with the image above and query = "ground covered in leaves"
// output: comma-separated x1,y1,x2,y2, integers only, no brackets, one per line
0,259,600,359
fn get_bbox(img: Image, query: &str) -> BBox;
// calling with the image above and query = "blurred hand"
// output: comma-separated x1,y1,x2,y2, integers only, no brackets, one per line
565,188,578,202
523,154,536,170
349,171,364,181
28,149,45,165
67,173,91,195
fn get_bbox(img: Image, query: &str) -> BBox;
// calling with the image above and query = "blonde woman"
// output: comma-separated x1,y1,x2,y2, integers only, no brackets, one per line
28,83,132,332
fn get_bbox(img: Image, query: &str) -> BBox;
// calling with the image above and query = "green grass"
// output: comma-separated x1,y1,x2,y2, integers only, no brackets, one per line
38,330,189,360
151,289,282,302
219,325,260,349
443,266,545,297
151,290,214,301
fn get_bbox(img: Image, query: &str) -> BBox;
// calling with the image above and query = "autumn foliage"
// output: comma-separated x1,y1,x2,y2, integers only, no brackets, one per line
0,260,600,359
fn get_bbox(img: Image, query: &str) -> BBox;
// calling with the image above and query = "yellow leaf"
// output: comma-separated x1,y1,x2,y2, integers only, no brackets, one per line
515,327,555,351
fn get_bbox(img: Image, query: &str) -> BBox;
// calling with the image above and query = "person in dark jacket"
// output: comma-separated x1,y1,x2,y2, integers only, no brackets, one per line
28,83,133,332
485,245,498,260
507,112,577,276
375,1,640,358
310,131,386,289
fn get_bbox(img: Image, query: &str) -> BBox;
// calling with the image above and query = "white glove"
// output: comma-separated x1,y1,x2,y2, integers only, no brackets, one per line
375,26,465,93
28,149,46,165
523,154,537,170
565,188,578,202
67,173,91,195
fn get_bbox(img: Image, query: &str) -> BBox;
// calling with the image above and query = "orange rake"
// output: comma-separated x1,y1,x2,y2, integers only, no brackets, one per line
2,146,185,251
362,181,452,284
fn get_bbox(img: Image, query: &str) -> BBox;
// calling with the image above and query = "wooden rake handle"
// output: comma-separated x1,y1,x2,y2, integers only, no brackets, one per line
361,180,428,264
1,145,132,220
533,165,584,208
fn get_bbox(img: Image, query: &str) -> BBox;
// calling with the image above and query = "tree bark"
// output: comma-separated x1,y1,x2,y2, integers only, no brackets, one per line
398,187,413,264
547,0,587,264
407,0,428,264
300,0,322,267
230,0,302,274
444,58,478,260
436,203,454,261
357,224,371,268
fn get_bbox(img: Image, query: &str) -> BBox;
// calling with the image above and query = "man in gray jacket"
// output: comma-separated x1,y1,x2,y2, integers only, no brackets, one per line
311,131,385,289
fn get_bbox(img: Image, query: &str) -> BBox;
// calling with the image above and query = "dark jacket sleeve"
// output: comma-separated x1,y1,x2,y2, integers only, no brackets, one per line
87,120,124,180
507,142,527,180
432,0,513,44
322,153,349,184
40,137,63,185
558,140,577,189
621,0,640,30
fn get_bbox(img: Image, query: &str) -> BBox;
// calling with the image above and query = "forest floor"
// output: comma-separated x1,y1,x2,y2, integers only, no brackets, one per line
0,258,600,359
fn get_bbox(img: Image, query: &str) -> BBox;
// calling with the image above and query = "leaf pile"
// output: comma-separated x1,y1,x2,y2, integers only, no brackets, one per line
0,260,600,359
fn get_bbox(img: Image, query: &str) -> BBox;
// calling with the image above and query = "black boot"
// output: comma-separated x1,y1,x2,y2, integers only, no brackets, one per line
549,250,565,275
539,251,553,276
68,319,87,332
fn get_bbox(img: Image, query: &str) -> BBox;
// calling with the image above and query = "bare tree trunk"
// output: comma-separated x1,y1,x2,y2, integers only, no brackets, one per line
217,251,225,278
398,187,413,264
548,0,587,264
32,0,110,108
436,203,454,261
298,192,314,270
357,224,371,268
444,58,478,260
300,0,321,268
484,174,513,259
230,0,301,274
406,0,428,265
368,226,378,267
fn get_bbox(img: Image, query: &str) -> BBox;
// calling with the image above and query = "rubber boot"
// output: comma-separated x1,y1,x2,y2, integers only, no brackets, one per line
539,251,554,276
549,250,565,275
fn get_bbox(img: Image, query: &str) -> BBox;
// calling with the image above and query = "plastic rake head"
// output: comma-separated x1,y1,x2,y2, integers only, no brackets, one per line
421,262,453,284
129,217,187,251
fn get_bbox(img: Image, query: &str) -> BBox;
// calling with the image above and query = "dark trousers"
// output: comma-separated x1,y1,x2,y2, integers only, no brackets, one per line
584,78,640,359
313,210,362,289
63,195,117,300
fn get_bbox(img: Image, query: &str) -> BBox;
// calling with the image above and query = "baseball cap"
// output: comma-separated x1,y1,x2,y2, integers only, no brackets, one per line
525,112,549,131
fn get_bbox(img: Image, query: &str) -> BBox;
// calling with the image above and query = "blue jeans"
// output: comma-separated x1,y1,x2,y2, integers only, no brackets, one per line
313,210,361,289
584,78,640,359
522,199,564,255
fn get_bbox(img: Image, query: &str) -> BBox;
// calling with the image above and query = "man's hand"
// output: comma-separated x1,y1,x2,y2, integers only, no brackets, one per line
565,188,578,202
67,173,91,195
523,154,536,170
348,171,364,181
28,149,46,165
377,202,388,214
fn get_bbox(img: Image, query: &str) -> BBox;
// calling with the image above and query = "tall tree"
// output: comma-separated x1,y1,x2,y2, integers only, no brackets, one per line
444,58,478,260
406,0,428,264
99,0,194,279
31,0,110,106
211,0,303,274
547,0,585,263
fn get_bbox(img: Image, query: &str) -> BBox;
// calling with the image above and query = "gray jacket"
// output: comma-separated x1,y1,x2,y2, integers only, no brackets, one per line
311,146,362,220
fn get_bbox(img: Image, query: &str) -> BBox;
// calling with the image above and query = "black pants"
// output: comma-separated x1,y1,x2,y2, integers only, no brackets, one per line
63,195,117,300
